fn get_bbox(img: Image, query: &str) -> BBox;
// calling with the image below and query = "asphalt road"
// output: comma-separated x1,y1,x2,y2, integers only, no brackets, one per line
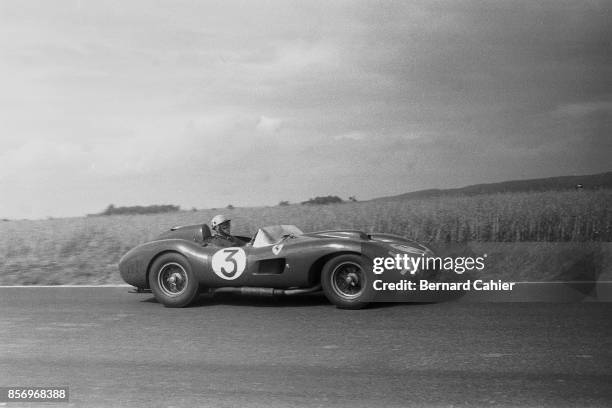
1,288,611,408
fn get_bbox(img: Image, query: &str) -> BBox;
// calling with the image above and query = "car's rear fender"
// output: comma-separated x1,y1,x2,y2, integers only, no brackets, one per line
120,239,210,289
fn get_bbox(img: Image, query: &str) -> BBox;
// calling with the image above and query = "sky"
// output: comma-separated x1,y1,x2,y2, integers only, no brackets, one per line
0,0,610,219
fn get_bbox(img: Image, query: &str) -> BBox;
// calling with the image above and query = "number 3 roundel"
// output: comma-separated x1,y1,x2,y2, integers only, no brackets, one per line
211,247,247,280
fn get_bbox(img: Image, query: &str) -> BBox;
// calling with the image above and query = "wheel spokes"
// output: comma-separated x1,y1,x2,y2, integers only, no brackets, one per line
159,263,188,296
331,262,364,298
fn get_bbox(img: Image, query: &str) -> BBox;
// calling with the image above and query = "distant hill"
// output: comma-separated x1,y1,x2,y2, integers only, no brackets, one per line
375,171,612,201
88,204,181,216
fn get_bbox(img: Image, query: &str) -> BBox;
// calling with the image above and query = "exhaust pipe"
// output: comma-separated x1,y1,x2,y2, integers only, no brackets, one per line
282,285,322,295
211,285,321,297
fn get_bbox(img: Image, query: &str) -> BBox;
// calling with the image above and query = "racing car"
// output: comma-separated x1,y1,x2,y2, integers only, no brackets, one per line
118,223,434,309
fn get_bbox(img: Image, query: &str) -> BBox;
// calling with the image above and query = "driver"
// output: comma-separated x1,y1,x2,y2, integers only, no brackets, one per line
209,214,242,247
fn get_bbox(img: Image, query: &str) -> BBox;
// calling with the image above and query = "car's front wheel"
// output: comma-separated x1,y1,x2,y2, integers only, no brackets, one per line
149,253,199,307
321,254,369,309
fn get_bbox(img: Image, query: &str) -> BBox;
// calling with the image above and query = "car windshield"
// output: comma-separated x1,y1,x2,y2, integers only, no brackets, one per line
252,225,303,248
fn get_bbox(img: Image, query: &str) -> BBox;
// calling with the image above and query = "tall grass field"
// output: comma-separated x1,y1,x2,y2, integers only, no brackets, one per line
1,189,610,285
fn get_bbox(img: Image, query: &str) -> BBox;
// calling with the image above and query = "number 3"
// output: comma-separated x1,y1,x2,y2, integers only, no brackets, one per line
212,247,247,280
221,249,239,275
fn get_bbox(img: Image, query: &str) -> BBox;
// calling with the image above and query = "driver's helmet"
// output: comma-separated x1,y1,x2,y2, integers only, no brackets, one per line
210,214,230,232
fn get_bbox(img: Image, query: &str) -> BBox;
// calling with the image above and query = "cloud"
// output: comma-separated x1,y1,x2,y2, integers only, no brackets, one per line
256,116,283,133
551,101,612,118
333,131,367,141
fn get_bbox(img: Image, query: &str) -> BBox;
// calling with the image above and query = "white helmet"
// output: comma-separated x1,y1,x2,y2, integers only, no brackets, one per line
211,214,230,230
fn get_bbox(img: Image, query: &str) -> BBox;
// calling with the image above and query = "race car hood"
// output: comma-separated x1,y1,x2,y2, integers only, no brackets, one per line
303,229,425,245
302,230,370,241
368,233,431,253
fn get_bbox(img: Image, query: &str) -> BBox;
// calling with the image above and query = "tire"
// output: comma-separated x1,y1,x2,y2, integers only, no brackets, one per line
149,253,200,308
321,254,369,309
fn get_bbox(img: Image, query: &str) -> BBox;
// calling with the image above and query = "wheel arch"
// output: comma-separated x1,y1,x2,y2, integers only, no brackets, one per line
308,250,362,286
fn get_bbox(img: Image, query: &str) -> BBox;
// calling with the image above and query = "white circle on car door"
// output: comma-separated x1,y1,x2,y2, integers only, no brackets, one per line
211,247,247,280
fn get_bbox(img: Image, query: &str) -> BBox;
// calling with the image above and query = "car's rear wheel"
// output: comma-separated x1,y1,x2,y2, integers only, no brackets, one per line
149,253,199,307
321,254,369,309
